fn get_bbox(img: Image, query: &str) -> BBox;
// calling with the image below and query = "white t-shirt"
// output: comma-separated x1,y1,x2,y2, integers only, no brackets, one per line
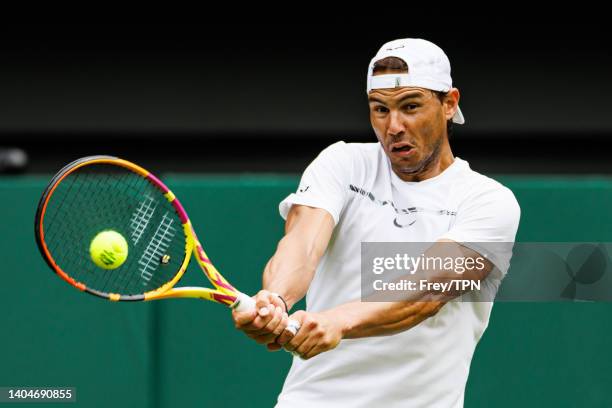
276,141,520,408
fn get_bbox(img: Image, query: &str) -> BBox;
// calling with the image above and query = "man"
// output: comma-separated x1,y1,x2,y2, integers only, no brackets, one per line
233,38,520,407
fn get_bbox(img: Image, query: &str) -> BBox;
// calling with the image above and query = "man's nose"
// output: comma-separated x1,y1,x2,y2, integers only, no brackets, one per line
387,110,405,137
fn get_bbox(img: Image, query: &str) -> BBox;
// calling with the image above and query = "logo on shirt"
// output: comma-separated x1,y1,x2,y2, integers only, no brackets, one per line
348,184,456,228
298,185,310,193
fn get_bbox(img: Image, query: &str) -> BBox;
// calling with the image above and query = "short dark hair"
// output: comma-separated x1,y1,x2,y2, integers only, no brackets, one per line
372,57,454,137
372,56,409,73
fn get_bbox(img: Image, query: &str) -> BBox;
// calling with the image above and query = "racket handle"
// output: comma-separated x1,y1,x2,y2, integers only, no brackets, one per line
233,292,257,312
233,292,301,337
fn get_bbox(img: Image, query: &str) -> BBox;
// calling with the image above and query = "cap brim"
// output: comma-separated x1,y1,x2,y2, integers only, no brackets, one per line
452,106,465,124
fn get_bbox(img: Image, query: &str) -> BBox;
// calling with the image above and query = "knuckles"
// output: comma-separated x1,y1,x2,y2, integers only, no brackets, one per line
306,319,318,330
250,320,265,330
234,307,340,359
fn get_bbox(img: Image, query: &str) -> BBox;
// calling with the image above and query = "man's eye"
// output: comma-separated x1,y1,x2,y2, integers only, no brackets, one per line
404,104,418,111
374,106,388,113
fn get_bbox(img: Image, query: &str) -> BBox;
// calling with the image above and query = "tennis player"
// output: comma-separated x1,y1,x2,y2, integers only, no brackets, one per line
233,38,520,407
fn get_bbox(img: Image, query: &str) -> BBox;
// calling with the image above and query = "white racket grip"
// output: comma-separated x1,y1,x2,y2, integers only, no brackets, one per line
232,292,301,336
232,292,257,312
285,319,301,336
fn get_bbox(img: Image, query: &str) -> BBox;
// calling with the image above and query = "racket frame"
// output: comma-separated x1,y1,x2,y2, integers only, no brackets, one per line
35,155,252,310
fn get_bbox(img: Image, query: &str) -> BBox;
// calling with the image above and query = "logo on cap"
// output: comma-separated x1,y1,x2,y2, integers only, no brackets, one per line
385,45,405,51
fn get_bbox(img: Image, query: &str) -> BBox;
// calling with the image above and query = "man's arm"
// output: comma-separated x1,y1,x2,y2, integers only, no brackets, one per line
278,240,493,359
264,204,335,309
232,204,335,347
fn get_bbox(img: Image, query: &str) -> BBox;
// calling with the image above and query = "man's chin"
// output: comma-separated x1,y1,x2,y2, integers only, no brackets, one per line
393,163,422,175
390,156,422,172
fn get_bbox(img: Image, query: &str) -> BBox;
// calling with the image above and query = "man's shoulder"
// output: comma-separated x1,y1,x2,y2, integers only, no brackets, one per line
318,142,382,167
456,161,519,209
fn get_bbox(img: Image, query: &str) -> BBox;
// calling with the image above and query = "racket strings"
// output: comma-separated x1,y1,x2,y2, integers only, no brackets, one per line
46,170,131,290
120,207,182,292
47,172,106,274
42,163,188,296
89,172,142,293
56,170,180,294
96,172,151,293
48,172,131,286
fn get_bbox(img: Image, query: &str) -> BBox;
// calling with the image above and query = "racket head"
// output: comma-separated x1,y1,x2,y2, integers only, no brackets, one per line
35,156,193,301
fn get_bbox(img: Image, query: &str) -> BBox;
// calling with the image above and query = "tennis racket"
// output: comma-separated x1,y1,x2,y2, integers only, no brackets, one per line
34,155,300,336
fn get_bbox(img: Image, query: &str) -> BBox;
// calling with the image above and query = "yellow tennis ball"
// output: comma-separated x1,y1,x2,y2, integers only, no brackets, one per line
90,230,128,270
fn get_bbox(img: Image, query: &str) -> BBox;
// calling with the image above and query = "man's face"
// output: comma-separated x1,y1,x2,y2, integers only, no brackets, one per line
368,85,457,177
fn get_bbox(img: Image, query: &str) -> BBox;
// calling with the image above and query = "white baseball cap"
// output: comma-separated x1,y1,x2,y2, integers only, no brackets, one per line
367,38,465,125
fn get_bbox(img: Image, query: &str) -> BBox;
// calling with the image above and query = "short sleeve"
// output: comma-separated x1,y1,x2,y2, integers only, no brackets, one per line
279,141,353,225
440,183,521,275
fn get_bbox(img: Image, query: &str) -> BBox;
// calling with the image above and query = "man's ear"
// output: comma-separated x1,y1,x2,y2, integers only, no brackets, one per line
444,88,460,121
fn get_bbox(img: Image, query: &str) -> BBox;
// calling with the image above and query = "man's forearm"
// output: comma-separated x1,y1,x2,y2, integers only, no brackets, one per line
263,233,318,310
262,205,334,310
322,296,446,339
325,240,493,339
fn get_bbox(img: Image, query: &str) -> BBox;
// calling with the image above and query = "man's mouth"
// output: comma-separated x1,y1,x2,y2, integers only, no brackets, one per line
390,142,416,154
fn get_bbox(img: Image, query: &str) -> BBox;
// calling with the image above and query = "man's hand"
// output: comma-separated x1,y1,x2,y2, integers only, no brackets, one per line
232,290,290,345
276,310,344,360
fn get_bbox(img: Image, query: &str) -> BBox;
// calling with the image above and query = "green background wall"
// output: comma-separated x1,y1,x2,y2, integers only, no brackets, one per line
1,175,610,407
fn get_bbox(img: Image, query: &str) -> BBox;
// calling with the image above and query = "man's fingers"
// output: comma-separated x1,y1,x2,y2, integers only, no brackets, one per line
255,290,287,312
260,307,287,337
232,309,257,327
254,292,272,315
283,313,308,352
243,309,275,333
255,290,277,311
233,290,299,351
233,291,273,328
266,343,283,352
302,342,325,360
273,312,289,337
302,333,341,360
296,339,318,359
276,329,293,346
254,309,288,345
284,334,306,353
251,307,286,343
277,311,304,346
